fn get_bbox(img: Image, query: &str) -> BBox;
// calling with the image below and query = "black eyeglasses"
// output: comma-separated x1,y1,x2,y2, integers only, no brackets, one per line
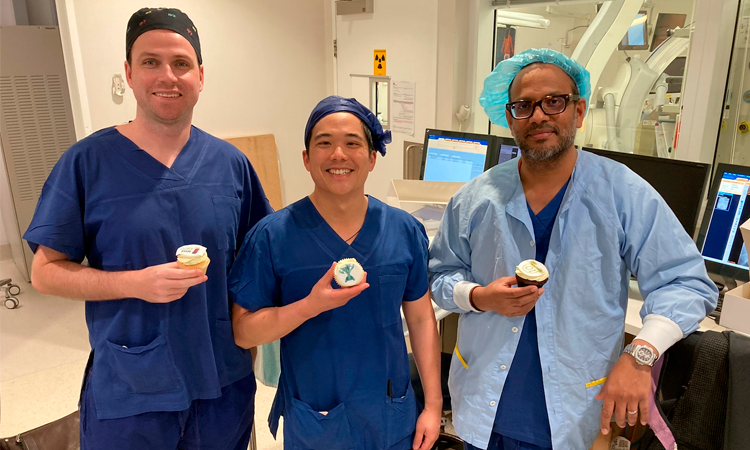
505,94,580,120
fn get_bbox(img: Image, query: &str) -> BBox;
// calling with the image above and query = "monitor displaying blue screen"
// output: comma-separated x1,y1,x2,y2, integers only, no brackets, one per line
422,133,489,182
618,12,649,50
698,169,750,273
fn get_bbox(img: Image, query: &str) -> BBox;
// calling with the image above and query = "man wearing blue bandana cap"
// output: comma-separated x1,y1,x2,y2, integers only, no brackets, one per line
24,7,273,450
429,49,717,449
229,96,442,449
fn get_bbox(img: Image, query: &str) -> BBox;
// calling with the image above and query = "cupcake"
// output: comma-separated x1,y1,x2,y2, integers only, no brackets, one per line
334,258,364,287
176,244,210,275
515,259,548,287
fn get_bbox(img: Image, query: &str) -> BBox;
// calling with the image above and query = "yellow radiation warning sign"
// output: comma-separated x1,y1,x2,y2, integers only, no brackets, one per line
374,49,386,76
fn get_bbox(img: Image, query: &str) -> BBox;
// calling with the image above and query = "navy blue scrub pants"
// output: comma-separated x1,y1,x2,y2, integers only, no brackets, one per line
80,371,256,450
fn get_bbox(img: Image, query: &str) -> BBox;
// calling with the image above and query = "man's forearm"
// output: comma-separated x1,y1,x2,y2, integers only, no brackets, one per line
232,300,317,349
405,301,443,409
32,258,137,301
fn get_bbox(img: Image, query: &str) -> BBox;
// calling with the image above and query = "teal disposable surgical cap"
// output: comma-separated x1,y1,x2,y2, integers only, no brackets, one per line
479,48,591,128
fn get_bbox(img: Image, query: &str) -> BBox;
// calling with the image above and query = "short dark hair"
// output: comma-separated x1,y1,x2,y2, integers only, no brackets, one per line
362,123,375,153
305,119,376,155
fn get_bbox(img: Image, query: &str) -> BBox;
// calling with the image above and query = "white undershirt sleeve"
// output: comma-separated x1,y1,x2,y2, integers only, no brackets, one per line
635,314,685,357
453,281,482,313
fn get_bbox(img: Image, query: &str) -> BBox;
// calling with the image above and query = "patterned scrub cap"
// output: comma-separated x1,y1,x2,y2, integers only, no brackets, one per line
126,8,202,64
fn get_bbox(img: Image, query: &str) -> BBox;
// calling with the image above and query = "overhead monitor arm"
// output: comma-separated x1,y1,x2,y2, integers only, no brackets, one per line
646,29,690,76
572,0,644,107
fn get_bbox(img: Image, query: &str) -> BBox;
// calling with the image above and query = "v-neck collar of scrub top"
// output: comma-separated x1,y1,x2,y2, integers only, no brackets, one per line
504,156,580,276
505,155,580,229
292,196,383,265
108,125,206,186
528,179,570,238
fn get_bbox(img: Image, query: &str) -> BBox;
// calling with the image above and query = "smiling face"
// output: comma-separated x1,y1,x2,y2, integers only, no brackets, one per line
125,29,204,127
505,63,586,164
303,112,377,200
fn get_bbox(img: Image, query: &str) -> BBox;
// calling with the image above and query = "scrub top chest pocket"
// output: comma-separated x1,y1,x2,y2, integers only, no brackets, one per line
378,273,408,327
212,195,241,251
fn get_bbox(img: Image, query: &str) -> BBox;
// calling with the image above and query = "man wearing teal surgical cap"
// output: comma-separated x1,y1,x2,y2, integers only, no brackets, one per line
429,49,718,449
229,96,442,450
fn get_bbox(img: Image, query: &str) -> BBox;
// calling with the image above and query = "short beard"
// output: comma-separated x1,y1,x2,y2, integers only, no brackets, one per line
512,112,577,166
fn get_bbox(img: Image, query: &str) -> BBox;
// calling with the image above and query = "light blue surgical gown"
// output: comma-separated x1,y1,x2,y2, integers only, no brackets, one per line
429,149,718,449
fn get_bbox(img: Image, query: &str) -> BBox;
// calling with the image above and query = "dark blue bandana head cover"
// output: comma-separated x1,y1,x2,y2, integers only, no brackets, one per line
304,96,391,156
126,7,202,64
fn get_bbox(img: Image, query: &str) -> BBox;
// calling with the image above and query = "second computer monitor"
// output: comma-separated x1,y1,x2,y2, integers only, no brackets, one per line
421,129,491,183
584,147,710,236
695,163,750,283
485,136,521,170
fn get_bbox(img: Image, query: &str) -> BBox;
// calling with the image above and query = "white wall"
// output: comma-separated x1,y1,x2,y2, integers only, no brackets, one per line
332,0,439,200
59,0,328,206
436,0,470,131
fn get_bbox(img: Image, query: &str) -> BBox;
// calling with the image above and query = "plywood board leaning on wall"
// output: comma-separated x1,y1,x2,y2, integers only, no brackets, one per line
224,135,283,212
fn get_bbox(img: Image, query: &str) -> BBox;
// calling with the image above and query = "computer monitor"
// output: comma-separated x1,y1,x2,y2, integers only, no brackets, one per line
695,163,750,284
420,129,492,183
584,147,710,236
484,136,521,171
618,11,649,51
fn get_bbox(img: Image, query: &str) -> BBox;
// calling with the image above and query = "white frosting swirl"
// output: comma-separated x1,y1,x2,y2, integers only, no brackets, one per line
515,259,549,281
176,245,208,266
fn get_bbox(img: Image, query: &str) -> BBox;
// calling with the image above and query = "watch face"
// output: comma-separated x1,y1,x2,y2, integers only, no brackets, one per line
635,346,654,362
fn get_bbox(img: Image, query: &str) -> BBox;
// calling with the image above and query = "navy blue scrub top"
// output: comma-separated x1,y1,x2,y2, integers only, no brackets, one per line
24,126,273,419
493,180,569,448
228,196,430,450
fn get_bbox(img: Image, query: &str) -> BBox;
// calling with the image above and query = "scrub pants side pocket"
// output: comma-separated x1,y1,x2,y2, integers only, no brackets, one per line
212,195,241,251
103,334,183,397
379,274,408,327
385,383,418,448
284,398,355,450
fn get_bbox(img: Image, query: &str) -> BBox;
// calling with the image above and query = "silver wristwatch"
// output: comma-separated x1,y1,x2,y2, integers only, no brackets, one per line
623,343,657,367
